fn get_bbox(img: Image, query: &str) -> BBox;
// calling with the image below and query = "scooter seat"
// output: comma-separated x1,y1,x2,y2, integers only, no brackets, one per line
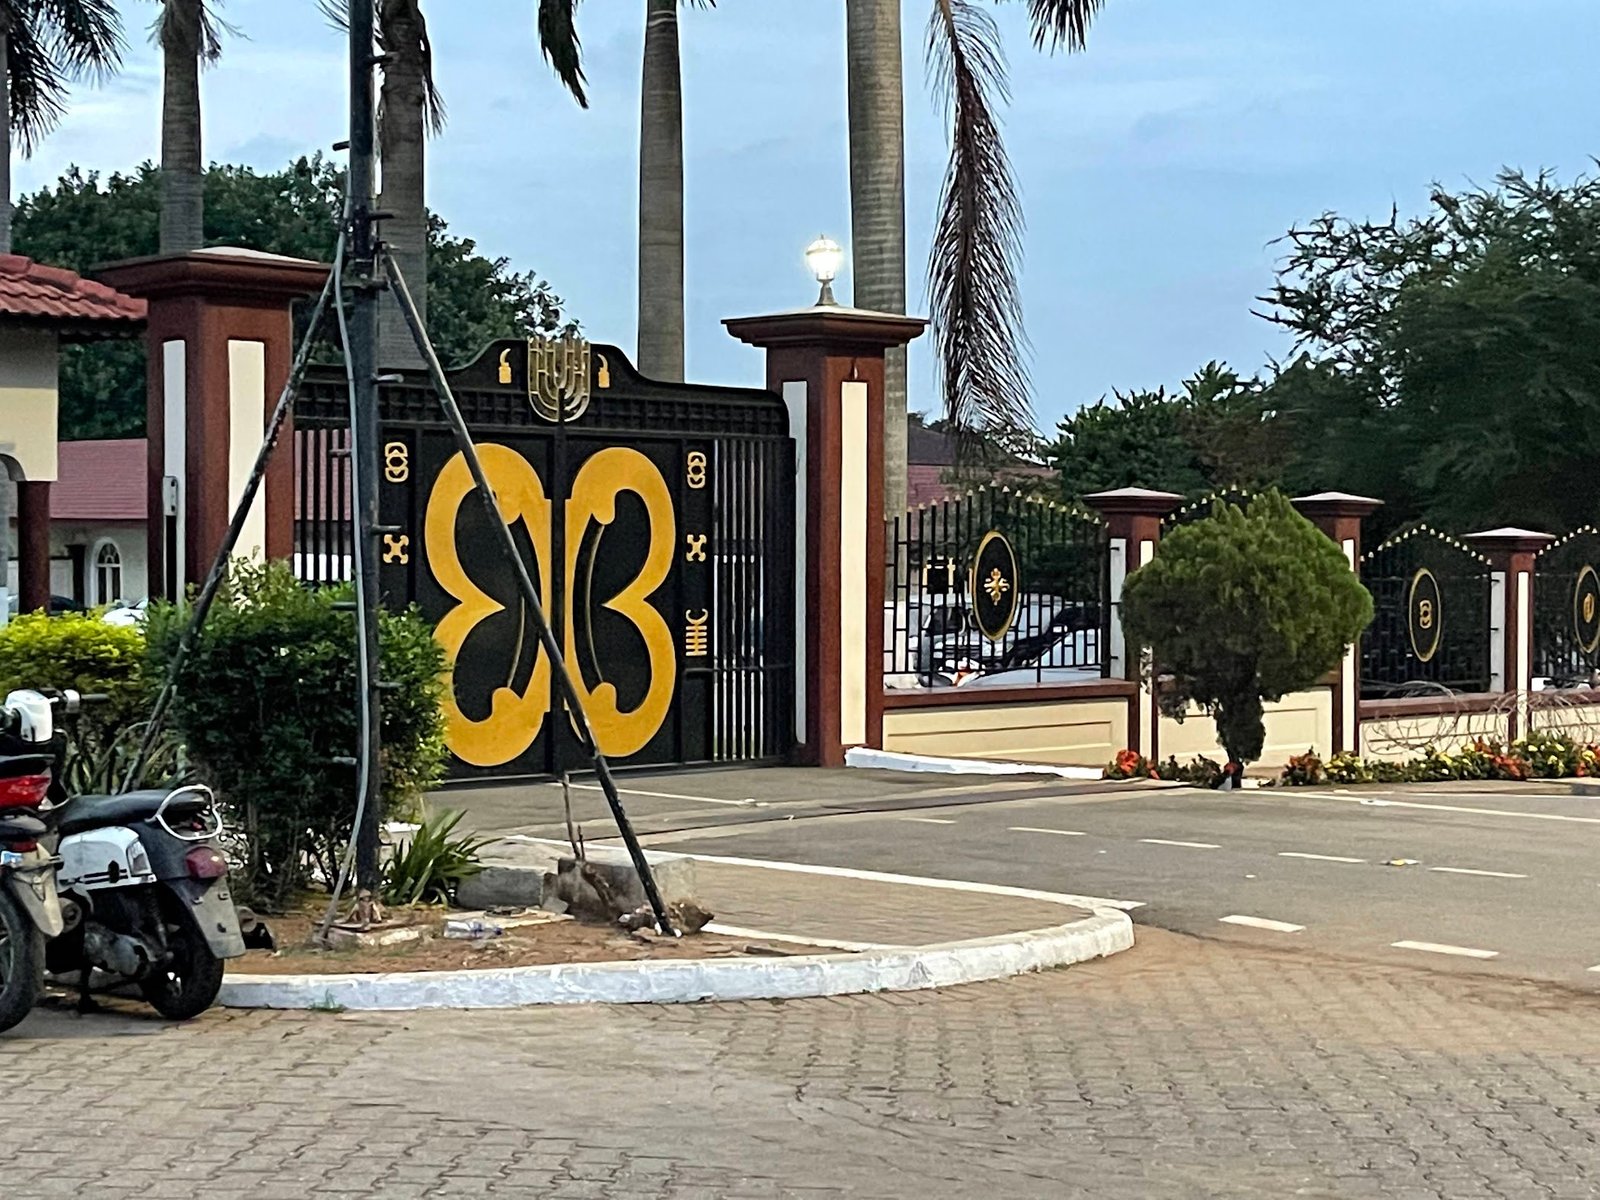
56,790,209,837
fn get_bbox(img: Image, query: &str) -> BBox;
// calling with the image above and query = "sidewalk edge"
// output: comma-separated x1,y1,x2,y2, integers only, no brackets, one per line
217,910,1134,1012
846,747,1105,780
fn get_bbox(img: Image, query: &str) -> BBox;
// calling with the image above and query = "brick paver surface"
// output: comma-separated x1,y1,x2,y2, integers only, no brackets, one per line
4,929,1598,1198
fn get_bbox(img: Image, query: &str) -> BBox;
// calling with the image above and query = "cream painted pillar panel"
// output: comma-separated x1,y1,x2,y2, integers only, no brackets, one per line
227,340,268,559
838,381,868,746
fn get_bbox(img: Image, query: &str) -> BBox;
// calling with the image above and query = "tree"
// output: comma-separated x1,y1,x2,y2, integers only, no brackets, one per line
324,0,587,367
636,1,709,382
12,157,576,438
156,0,229,253
1261,168,1600,534
1045,361,1284,502
0,0,124,253
846,0,908,513
1120,491,1372,766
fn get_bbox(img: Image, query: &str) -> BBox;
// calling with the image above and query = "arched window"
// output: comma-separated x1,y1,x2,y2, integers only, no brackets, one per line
93,540,123,606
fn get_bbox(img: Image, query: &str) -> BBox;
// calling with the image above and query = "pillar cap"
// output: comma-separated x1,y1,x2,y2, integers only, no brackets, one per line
1292,491,1384,520
724,304,927,353
1464,527,1556,555
96,246,329,306
1083,487,1184,518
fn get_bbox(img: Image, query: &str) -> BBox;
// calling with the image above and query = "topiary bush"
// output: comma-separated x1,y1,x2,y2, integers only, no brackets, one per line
146,559,447,909
1121,491,1374,767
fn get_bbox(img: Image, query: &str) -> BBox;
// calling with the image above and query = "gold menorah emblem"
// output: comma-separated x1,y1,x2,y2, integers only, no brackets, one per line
527,334,591,423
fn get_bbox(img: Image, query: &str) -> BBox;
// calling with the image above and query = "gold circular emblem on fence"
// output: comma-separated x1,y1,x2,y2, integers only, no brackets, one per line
1574,564,1600,656
970,530,1019,643
1408,567,1443,664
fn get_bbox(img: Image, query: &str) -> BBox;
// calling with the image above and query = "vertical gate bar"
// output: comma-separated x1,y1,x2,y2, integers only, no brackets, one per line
715,439,727,761
745,439,755,759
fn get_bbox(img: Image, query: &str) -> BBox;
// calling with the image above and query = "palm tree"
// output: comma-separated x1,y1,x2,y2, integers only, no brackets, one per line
156,0,229,254
329,0,588,366
0,0,124,254
845,0,908,514
849,0,1106,515
636,0,709,382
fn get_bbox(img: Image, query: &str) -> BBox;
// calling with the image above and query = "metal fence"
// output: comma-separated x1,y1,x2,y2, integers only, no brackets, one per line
1533,527,1600,685
885,487,1108,689
1359,524,1493,698
1161,488,1254,532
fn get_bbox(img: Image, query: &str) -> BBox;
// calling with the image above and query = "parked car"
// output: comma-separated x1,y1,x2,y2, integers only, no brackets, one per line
6,594,84,617
101,599,148,628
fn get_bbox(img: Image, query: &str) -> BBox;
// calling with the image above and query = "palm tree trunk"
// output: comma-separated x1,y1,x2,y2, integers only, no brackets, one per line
377,0,427,369
0,21,13,256
159,0,205,253
637,0,685,381
846,0,909,517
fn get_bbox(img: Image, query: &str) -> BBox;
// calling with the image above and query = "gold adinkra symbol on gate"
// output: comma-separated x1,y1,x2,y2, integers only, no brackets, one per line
983,568,1010,604
527,334,591,423
384,441,410,484
685,534,708,562
1417,599,1434,630
685,610,710,657
382,534,410,564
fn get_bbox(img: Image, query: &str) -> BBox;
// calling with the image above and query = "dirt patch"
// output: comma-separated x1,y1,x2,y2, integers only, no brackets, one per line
229,902,788,976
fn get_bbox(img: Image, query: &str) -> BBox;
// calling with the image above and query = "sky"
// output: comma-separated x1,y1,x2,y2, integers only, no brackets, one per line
14,0,1599,433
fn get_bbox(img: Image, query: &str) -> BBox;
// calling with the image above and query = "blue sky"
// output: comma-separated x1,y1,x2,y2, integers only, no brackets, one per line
15,0,1598,431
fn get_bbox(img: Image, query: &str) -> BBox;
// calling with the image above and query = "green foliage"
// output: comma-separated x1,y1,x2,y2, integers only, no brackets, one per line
0,611,146,761
12,156,576,439
1046,362,1288,503
1121,491,1374,764
381,808,489,907
1103,748,1224,787
145,559,447,909
1277,736,1595,786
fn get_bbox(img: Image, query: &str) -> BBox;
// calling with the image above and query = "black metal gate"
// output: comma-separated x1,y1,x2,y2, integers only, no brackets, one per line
1359,524,1493,698
294,338,795,779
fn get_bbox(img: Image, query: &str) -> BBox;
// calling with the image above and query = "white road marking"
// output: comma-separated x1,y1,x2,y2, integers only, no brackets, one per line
1278,851,1365,864
1140,838,1220,849
1290,792,1600,826
903,817,956,825
1588,965,1600,974
1220,915,1304,933
1428,866,1528,879
1390,940,1498,960
552,782,758,807
702,923,893,953
1009,826,1088,837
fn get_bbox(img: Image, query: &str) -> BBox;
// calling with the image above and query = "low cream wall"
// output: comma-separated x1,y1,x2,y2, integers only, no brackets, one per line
1359,707,1509,761
1158,688,1333,768
882,696,1128,768
1528,699,1600,743
0,328,59,482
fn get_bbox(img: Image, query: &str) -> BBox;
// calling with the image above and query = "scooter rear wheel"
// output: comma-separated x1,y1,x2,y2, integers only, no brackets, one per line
141,920,225,1021
0,886,45,1033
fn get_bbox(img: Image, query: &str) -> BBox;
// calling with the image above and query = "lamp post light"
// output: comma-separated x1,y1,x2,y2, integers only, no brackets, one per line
804,235,844,306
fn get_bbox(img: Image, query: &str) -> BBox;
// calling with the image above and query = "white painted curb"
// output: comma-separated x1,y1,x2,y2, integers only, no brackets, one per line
218,910,1133,1012
846,747,1104,781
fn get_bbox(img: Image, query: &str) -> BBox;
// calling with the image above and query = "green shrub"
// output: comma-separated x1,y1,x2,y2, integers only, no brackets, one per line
1121,491,1373,766
0,612,161,786
1324,752,1370,784
382,808,489,906
1282,751,1325,786
146,559,447,909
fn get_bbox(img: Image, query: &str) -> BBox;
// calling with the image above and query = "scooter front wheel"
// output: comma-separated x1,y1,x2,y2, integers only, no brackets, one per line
0,885,45,1033
141,922,225,1021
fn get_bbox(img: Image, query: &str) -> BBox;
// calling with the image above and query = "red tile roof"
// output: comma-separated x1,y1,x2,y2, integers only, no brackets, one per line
0,254,146,330
51,439,147,521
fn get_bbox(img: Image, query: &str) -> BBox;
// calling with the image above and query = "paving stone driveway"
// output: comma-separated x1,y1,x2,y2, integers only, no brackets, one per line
4,929,1598,1199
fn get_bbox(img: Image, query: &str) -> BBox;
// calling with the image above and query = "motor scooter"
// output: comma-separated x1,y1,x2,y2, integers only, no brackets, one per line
0,719,63,1032
1,689,245,1021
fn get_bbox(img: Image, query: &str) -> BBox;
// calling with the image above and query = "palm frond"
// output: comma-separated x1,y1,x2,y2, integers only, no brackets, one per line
4,0,125,152
925,0,1032,441
536,0,587,108
153,1,237,68
1018,0,1105,52
323,0,446,135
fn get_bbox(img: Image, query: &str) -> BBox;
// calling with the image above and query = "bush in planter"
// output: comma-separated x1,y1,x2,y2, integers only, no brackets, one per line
146,560,447,908
1121,491,1373,769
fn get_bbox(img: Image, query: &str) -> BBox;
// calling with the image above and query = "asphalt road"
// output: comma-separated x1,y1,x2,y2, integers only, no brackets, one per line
450,770,1600,988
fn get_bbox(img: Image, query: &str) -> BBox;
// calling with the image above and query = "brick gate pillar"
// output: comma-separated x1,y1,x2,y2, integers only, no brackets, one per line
1084,488,1183,759
1293,492,1383,754
725,306,926,767
1465,528,1554,742
98,249,329,599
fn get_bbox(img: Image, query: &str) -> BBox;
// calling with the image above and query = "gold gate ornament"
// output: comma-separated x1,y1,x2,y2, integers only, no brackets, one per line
528,334,591,423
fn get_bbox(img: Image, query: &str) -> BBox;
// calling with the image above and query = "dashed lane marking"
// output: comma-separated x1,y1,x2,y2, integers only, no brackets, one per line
1219,915,1304,933
1140,838,1220,850
1278,851,1365,863
1428,866,1528,879
903,817,956,825
1009,826,1088,837
1391,940,1498,960
1288,793,1600,826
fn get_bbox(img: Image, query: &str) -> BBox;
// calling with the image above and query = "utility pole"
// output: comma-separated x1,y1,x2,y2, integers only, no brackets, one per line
348,0,384,890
